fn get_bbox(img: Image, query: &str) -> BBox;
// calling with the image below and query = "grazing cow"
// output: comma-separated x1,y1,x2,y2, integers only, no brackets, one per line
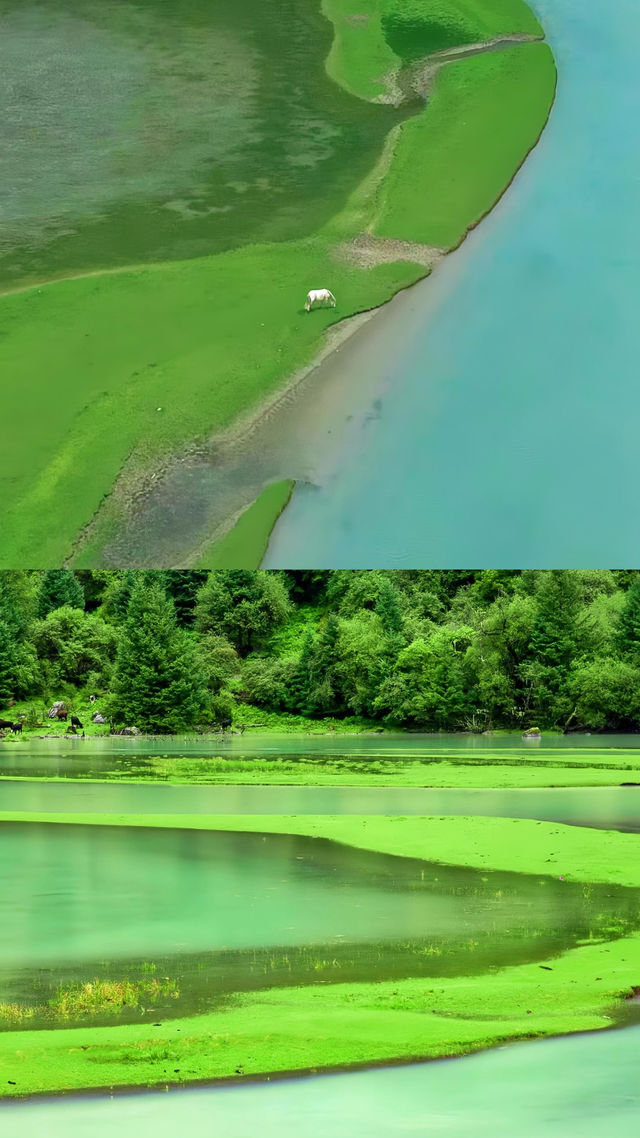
70,715,83,729
10,722,22,734
0,719,14,730
305,288,336,312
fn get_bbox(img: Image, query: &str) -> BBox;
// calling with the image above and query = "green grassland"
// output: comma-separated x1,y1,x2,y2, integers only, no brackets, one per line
2,248,423,569
0,0,556,566
72,754,640,788
1,812,638,1096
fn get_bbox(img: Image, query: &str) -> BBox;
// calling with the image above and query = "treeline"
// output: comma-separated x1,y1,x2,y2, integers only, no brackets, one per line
2,569,640,733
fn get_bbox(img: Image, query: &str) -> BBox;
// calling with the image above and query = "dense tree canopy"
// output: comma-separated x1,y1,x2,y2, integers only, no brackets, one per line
2,569,640,734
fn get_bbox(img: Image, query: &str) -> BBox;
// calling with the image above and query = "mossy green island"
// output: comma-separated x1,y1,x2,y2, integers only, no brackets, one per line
0,0,556,567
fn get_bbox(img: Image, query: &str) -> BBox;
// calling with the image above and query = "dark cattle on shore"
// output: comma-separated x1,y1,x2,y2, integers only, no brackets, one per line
70,715,83,729
0,720,22,733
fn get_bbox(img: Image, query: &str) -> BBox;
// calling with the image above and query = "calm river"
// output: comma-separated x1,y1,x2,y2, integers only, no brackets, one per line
266,0,640,567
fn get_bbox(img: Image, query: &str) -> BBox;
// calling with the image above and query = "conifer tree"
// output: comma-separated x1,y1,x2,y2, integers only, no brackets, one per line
616,578,640,660
376,577,404,638
164,570,208,626
306,615,342,715
0,619,18,704
529,571,582,670
288,628,314,713
111,574,206,733
37,570,84,618
528,570,582,720
101,570,137,624
0,572,39,702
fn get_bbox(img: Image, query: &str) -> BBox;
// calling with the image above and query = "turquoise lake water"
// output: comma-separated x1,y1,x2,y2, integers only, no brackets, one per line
266,0,640,567
3,777,640,831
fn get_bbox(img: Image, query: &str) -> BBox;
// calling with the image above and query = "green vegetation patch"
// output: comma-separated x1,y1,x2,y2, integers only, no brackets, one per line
1,0,401,287
1,932,638,1097
375,42,556,248
196,481,295,569
5,748,640,788
71,755,640,788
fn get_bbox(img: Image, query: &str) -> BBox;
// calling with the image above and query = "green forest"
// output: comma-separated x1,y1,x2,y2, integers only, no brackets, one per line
2,569,640,735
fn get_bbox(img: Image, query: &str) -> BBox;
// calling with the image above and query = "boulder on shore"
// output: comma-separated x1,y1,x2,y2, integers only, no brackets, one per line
48,701,67,719
91,713,107,725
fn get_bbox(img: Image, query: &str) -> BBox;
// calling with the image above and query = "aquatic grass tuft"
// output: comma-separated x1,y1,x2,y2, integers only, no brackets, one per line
0,977,179,1028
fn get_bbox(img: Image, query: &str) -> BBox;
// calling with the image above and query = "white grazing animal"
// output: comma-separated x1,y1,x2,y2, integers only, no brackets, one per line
305,288,336,311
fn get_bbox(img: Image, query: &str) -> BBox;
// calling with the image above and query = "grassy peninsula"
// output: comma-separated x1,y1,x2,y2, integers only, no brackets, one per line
0,0,556,567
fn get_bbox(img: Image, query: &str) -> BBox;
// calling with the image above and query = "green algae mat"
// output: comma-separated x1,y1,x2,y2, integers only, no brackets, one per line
0,0,555,565
4,739,640,787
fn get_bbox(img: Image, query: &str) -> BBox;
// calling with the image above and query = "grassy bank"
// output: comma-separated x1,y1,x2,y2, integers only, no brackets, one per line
322,0,545,101
1,0,556,567
195,481,295,569
375,42,556,249
1,811,638,1097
